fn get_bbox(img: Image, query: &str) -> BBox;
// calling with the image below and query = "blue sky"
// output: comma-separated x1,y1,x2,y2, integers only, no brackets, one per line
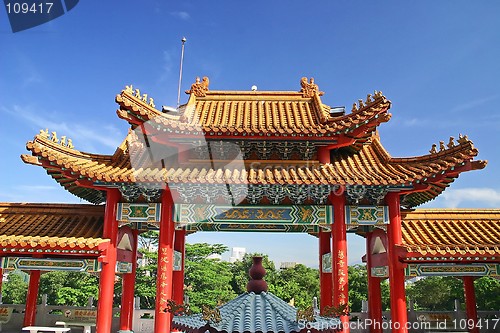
1,1,499,266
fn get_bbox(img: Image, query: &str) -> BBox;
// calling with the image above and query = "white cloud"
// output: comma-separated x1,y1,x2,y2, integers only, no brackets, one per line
451,95,499,113
17,185,58,191
2,105,123,152
440,188,500,208
170,11,190,20
158,50,174,83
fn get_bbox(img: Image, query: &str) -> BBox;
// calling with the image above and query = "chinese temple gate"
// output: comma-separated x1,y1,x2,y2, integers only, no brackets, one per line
0,77,496,333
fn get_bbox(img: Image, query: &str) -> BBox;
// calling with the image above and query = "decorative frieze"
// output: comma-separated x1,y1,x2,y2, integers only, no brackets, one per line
1,257,100,272
405,263,500,277
169,184,338,205
187,140,317,160
345,186,390,205
184,223,317,233
119,185,162,203
345,206,388,225
174,204,333,225
117,203,161,223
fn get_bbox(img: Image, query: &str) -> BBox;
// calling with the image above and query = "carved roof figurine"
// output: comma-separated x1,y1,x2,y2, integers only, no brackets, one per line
300,77,324,97
186,76,210,97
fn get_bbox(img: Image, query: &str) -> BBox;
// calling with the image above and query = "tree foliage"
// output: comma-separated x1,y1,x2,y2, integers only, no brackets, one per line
39,271,99,306
184,243,236,313
406,276,464,311
1,271,28,304
269,263,319,309
471,277,500,310
348,264,368,312
134,247,158,309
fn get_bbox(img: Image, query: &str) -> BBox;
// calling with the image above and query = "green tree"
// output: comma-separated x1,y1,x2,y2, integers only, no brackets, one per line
138,230,159,249
380,279,391,311
269,264,319,309
39,272,99,306
473,277,500,310
184,243,236,313
348,264,368,312
134,246,158,309
2,271,28,304
406,276,463,311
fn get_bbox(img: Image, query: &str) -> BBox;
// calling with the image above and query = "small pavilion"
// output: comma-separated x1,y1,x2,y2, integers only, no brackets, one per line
0,77,496,333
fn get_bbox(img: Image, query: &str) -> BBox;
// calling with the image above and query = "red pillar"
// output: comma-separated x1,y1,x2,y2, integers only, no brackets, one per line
366,232,383,333
463,277,479,333
319,230,333,312
0,268,3,303
172,228,186,306
96,189,120,333
155,190,175,333
386,192,408,333
331,193,349,332
119,229,139,332
23,270,41,326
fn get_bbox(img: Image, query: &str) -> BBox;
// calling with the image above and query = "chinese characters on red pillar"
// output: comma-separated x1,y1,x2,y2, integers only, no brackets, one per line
337,250,347,305
158,247,170,311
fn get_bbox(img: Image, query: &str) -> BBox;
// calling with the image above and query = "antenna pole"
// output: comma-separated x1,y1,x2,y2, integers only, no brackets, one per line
177,37,187,108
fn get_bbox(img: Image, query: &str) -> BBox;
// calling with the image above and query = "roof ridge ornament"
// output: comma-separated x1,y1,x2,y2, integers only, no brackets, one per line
38,129,74,149
123,84,156,108
300,77,324,97
429,135,471,154
186,76,209,97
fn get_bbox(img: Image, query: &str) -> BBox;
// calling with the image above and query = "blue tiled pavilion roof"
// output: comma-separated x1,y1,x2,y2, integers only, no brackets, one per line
172,292,341,333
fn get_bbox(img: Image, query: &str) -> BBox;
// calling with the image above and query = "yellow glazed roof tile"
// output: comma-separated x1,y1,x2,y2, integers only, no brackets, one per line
0,203,107,251
115,77,392,145
22,130,485,206
401,209,500,256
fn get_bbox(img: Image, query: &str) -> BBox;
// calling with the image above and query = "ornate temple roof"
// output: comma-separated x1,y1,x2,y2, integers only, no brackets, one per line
0,203,107,252
400,209,500,257
22,128,485,206
116,77,391,147
20,77,486,206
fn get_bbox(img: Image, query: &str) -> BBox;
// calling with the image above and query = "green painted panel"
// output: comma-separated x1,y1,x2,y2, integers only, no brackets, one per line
405,263,500,277
175,204,332,225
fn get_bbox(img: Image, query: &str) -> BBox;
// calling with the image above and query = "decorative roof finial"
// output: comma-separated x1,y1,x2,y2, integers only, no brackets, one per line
186,76,209,97
246,256,268,294
300,77,324,97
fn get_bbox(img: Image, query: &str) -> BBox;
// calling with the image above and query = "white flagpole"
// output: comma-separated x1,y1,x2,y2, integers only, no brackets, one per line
177,37,187,108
